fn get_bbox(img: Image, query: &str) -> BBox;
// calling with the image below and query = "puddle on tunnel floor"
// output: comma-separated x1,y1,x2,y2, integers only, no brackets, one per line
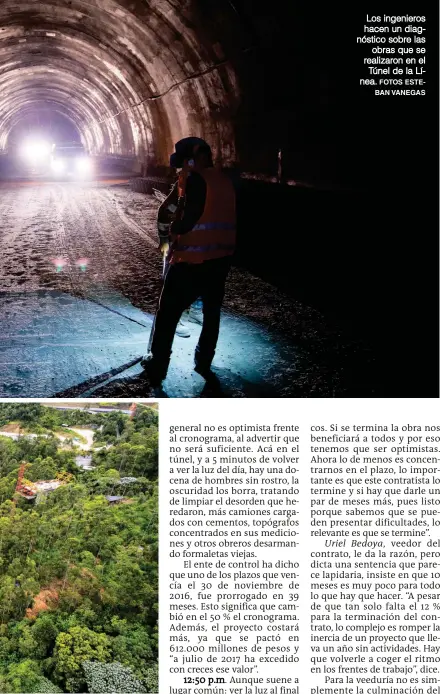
0,289,304,398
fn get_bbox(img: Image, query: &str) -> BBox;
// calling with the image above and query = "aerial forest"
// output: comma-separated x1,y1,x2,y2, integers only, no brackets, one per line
0,403,158,693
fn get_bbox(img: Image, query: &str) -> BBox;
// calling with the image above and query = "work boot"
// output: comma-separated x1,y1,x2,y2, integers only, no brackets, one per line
188,299,203,326
175,318,191,338
194,355,213,380
194,363,213,380
140,355,169,386
194,344,215,379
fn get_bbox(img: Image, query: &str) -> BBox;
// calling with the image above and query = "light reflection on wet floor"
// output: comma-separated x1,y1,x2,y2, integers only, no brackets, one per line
0,289,301,398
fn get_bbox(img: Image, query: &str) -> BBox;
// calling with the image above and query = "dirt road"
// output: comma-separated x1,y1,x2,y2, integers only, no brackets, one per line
0,181,372,397
55,427,95,451
0,181,161,307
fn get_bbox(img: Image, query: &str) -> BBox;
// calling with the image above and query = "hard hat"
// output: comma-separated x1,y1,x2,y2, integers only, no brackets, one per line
170,137,210,168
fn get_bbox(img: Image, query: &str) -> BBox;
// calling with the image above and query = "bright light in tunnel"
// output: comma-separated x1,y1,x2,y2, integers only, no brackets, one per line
20,138,51,162
51,158,65,173
75,156,92,174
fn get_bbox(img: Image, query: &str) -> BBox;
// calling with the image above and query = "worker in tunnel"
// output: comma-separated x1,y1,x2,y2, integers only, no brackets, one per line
156,153,204,338
141,137,236,386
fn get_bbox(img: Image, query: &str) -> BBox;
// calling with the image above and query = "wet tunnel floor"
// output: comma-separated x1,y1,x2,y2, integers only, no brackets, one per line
0,181,376,398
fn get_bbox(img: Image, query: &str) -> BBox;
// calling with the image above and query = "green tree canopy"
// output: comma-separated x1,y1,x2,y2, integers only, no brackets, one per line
83,661,147,693
53,626,112,692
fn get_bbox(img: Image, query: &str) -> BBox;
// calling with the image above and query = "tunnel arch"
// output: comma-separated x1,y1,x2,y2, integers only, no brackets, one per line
0,0,243,170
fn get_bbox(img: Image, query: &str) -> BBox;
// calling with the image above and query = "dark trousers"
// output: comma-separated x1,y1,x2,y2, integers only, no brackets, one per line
150,257,231,371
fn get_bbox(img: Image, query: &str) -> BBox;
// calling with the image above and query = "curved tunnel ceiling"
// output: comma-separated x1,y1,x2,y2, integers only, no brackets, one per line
0,0,244,166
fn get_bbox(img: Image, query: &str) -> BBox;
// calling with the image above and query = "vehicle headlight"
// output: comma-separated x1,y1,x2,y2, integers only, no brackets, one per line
20,140,51,162
76,157,92,172
51,159,65,173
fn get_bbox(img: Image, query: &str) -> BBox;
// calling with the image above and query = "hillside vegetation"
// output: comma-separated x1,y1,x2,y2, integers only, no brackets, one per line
0,403,158,693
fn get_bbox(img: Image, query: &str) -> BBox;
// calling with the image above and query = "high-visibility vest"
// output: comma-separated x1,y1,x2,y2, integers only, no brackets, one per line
171,167,236,264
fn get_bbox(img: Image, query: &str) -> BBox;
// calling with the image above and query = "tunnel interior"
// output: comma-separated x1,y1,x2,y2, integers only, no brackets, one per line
0,0,248,172
0,0,400,183
1,1,433,182
0,1,434,184
0,1,437,396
